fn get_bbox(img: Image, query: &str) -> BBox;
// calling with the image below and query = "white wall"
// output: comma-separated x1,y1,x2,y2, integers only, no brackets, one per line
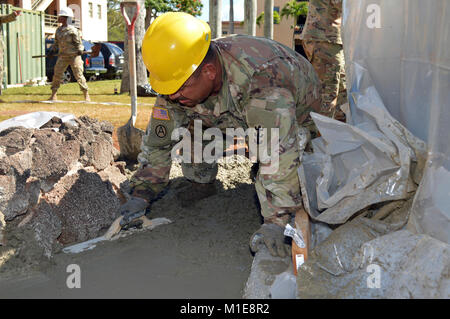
80,0,107,41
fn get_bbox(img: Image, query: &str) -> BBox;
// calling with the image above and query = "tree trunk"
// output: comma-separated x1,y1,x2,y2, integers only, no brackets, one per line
244,0,257,36
145,5,152,30
121,0,148,94
229,0,234,34
264,0,273,39
209,0,222,39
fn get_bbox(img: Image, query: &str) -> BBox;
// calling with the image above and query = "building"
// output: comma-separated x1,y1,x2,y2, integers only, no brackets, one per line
4,0,107,41
255,0,297,49
221,21,245,36
219,0,304,52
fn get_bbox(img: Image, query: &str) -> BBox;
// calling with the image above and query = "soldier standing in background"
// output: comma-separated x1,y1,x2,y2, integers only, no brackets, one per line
48,7,90,101
301,0,346,120
0,10,21,95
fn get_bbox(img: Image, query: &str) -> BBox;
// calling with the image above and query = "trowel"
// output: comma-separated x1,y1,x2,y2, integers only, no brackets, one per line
63,215,172,254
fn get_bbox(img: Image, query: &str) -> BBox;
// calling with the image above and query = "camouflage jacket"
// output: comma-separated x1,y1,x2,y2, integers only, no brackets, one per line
301,0,343,44
52,25,83,57
137,35,321,225
0,13,16,25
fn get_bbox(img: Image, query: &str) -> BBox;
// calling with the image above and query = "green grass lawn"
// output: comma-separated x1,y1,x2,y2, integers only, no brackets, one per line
0,80,156,149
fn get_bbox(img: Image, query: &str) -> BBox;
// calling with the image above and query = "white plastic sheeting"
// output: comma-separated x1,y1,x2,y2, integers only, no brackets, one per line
295,0,449,298
341,0,450,244
0,111,77,133
299,96,426,225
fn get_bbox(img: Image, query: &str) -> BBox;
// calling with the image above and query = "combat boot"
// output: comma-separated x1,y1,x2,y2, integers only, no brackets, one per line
83,90,91,102
177,181,217,207
49,91,57,101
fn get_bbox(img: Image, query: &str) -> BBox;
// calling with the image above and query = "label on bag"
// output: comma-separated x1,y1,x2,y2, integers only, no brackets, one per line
284,224,306,248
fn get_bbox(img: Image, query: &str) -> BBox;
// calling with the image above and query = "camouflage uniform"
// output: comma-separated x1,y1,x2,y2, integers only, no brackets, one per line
50,24,88,93
132,35,321,227
301,0,347,119
0,13,17,95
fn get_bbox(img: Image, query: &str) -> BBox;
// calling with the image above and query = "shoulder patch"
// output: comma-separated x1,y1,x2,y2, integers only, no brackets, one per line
152,107,170,120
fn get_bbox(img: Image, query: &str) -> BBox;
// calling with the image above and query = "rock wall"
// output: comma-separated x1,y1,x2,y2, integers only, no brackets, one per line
0,116,130,269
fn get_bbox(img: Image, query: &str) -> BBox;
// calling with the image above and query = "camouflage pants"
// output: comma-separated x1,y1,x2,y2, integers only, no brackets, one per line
302,40,347,119
51,55,88,92
177,124,307,226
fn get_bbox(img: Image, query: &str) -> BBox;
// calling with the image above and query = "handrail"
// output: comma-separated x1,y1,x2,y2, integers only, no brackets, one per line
44,14,81,29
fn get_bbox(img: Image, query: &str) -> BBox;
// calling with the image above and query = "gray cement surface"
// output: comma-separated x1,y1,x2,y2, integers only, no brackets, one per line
0,159,262,298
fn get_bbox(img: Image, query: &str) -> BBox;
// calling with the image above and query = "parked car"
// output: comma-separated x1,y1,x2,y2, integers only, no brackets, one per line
45,39,107,83
109,41,124,51
92,42,124,79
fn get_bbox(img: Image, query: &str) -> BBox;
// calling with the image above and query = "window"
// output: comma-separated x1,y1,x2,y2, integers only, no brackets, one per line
274,6,280,13
89,2,93,18
98,5,102,19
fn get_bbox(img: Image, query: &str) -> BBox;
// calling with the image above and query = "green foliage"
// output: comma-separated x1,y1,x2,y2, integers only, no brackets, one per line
145,0,203,18
273,11,281,24
280,0,308,21
108,0,125,41
256,11,281,27
107,0,203,41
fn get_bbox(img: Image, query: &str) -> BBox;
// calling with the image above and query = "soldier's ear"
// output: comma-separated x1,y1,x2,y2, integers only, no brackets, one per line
201,63,218,81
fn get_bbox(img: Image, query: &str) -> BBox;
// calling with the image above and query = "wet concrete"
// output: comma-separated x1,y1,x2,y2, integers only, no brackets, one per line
0,159,262,298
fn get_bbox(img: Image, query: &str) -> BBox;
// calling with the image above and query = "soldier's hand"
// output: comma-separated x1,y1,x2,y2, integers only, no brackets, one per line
13,10,21,17
250,223,291,258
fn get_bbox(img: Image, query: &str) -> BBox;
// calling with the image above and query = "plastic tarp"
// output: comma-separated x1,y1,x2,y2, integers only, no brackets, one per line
297,199,450,298
0,111,77,133
341,0,450,245
299,95,426,225
295,0,450,298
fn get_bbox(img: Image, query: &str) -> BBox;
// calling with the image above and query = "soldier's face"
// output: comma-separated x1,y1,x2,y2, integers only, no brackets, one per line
58,16,68,24
168,63,220,107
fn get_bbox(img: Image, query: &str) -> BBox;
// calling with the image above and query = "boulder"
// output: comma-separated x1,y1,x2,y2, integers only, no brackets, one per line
40,169,120,245
0,115,128,265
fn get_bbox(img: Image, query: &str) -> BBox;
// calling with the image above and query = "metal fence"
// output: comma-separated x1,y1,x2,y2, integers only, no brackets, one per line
44,14,81,30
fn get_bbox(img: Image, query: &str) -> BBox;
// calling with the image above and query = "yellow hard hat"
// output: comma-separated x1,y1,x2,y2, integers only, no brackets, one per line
141,12,211,95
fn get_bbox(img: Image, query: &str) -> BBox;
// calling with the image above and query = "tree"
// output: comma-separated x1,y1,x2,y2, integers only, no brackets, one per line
280,0,308,48
263,0,274,39
256,11,281,27
244,0,257,36
229,0,234,34
209,0,222,39
121,0,148,93
173,0,203,16
145,0,203,28
108,0,125,41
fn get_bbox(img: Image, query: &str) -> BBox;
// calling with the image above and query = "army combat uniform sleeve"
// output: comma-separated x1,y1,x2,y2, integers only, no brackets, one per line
51,28,59,54
73,28,83,54
0,13,16,24
244,58,310,227
130,95,189,196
